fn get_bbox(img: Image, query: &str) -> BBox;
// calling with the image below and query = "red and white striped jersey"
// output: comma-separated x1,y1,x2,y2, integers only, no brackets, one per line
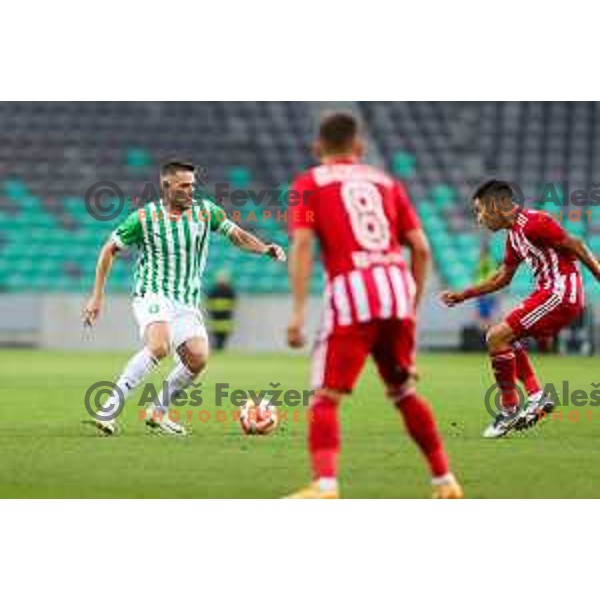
289,159,421,328
505,209,583,304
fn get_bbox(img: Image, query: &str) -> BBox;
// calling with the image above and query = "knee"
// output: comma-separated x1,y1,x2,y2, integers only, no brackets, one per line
387,375,418,406
383,366,418,405
147,341,170,361
486,325,510,353
311,389,343,407
184,353,208,376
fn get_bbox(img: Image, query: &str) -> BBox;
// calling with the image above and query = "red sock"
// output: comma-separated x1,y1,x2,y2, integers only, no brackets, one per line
490,350,519,411
513,342,542,397
308,396,340,480
395,394,449,478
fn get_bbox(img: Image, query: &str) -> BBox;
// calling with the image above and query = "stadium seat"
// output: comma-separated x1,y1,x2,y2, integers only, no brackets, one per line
1,102,598,297
391,151,417,179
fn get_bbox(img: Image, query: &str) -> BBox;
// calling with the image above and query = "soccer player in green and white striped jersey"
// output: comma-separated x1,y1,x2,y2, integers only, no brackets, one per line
83,160,286,435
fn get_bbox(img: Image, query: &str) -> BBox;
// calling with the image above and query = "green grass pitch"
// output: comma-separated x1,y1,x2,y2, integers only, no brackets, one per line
0,349,598,498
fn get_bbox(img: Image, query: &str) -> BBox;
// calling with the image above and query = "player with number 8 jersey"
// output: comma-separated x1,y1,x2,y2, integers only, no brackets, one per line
285,112,462,499
292,161,418,327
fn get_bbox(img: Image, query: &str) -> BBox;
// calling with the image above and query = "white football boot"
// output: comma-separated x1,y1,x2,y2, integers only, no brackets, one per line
145,409,188,436
517,394,556,430
95,419,118,436
483,409,522,439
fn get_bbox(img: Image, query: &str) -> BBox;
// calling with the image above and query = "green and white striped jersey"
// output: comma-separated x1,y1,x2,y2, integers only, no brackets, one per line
111,200,236,307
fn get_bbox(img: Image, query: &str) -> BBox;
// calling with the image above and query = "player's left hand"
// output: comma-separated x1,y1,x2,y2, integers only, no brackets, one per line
287,313,306,349
440,290,465,307
265,244,287,262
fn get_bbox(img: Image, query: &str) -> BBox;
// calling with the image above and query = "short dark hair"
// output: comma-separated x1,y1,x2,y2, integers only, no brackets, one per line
318,112,359,153
472,179,514,204
161,159,195,178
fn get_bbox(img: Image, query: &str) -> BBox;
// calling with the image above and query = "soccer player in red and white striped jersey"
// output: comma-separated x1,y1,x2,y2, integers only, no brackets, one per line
442,180,600,438
285,112,462,499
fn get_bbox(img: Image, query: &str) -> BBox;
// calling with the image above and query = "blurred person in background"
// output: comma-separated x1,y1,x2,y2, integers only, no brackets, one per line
206,271,237,351
474,239,499,331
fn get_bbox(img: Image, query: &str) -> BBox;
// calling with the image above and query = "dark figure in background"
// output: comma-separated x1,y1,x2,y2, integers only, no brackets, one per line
475,241,498,331
207,271,237,351
559,306,595,356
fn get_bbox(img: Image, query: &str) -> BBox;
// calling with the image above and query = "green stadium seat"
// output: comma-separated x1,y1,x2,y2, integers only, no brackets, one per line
64,197,90,218
431,184,457,209
510,269,534,296
391,151,417,179
417,201,435,216
3,179,29,200
19,196,41,211
538,183,564,206
126,148,152,169
23,212,54,228
589,237,600,254
564,216,585,235
490,236,506,263
422,214,445,234
228,166,252,188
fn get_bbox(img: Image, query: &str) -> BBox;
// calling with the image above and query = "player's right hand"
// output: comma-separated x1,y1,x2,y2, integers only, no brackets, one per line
440,290,465,307
83,294,103,327
287,313,306,349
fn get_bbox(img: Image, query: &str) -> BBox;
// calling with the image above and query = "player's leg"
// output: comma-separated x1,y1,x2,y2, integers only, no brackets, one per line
146,304,209,435
511,340,556,429
146,337,209,435
287,325,373,499
513,340,542,400
287,389,344,499
373,319,463,499
95,321,170,435
515,298,583,429
482,320,524,438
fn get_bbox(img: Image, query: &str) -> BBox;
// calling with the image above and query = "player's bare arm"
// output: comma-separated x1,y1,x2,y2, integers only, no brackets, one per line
441,263,517,307
403,229,431,309
555,234,600,281
228,226,286,262
83,240,120,326
287,228,314,349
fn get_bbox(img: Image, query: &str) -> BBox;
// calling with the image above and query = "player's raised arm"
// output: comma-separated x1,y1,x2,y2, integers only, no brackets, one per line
517,209,600,281
526,213,600,283
227,226,286,261
556,234,600,281
440,262,517,307
205,198,286,261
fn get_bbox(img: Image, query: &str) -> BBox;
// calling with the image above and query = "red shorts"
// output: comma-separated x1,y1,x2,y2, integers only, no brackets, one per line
311,318,416,393
505,289,583,339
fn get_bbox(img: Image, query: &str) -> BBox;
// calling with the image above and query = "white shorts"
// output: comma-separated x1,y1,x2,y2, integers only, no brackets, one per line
132,293,208,350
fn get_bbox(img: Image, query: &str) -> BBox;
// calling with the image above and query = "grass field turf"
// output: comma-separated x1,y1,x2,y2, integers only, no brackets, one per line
0,349,598,498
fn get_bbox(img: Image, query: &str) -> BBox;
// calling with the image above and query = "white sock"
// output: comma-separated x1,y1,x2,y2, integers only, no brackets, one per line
317,478,338,493
101,348,159,414
155,360,201,415
529,391,543,404
432,473,456,487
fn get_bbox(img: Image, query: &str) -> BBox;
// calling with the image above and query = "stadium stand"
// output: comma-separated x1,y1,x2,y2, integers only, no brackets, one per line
0,102,318,295
0,102,598,298
361,101,600,297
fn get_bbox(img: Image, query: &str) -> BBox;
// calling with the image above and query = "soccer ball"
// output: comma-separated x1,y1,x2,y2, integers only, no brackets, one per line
239,399,278,435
